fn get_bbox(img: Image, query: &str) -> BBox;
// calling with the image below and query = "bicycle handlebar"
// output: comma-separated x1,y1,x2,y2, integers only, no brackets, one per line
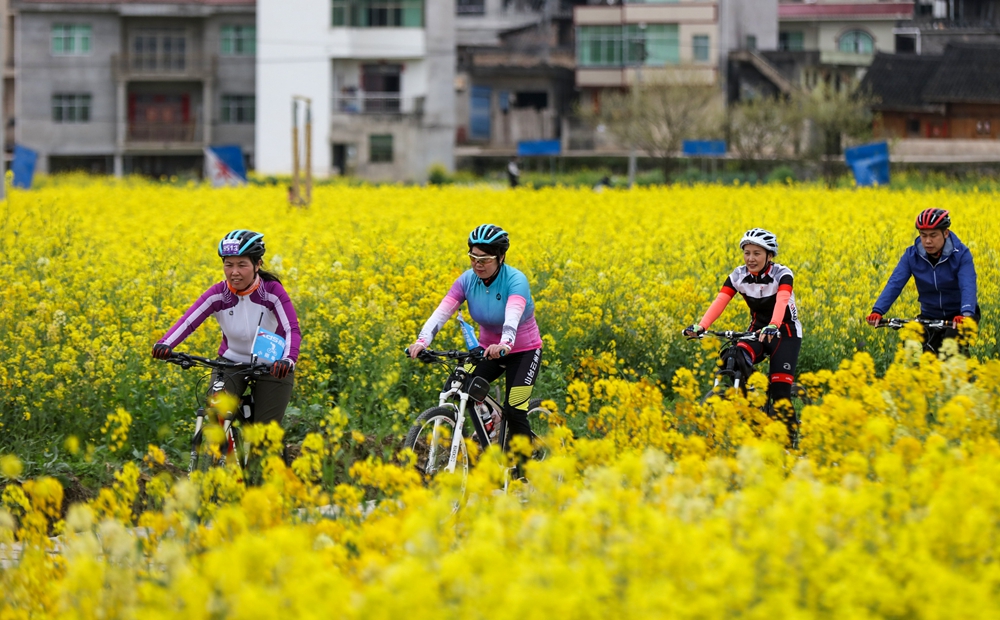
164,352,270,374
695,330,762,342
876,318,956,330
403,347,484,364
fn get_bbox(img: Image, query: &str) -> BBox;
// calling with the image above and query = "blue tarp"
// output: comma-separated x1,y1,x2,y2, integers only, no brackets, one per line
844,141,890,187
12,144,38,189
682,140,727,157
517,140,561,157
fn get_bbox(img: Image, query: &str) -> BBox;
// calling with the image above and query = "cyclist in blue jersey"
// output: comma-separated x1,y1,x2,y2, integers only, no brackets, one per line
408,224,543,449
866,208,979,353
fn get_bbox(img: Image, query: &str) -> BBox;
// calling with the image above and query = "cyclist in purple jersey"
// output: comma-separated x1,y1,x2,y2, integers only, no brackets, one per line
152,230,301,426
408,224,543,448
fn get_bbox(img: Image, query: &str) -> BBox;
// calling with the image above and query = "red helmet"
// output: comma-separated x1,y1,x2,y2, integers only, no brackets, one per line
915,208,950,230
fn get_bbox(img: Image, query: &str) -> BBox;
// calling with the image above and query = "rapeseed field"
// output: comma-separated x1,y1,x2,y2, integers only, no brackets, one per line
1,177,999,617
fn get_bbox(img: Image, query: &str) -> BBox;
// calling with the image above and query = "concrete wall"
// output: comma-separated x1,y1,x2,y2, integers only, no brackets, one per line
206,13,255,157
17,12,120,171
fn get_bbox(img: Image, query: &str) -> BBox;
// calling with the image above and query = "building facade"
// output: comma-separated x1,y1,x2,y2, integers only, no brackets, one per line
15,0,256,176
256,0,456,182
456,0,583,151
573,0,777,95
893,0,1000,55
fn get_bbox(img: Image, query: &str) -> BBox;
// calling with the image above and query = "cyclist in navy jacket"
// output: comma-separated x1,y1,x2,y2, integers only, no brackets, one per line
867,208,979,352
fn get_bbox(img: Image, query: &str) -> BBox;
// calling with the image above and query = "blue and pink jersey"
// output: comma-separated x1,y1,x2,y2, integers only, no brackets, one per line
158,278,301,364
417,264,542,353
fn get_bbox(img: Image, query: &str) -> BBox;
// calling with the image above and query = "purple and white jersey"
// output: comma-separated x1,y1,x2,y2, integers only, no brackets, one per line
158,279,301,363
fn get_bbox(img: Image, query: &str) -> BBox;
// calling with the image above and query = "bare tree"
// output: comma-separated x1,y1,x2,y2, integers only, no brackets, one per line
791,81,878,182
727,96,796,161
579,77,723,180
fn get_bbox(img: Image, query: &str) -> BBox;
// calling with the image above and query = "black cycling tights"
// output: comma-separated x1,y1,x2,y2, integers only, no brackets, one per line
738,334,802,444
473,348,542,450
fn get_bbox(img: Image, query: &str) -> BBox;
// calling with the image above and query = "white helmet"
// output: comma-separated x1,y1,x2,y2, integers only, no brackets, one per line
740,228,778,256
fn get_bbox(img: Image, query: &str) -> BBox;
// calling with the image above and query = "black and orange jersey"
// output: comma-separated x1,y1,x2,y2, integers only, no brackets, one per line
721,262,803,337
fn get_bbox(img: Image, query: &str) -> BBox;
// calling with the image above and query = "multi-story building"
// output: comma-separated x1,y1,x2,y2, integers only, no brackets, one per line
456,0,584,151
14,0,256,176
729,1,913,102
3,0,15,164
573,0,777,98
894,0,1000,55
256,0,456,181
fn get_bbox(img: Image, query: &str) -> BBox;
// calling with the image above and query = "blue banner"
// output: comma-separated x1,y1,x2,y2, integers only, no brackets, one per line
517,140,561,157
844,141,890,187
682,140,727,157
12,144,38,189
204,145,247,187
457,311,480,351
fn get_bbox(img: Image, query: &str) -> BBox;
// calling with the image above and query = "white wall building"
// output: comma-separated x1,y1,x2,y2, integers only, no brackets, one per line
256,0,455,182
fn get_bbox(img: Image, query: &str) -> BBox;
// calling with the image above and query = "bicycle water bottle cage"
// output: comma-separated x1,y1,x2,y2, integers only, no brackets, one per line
463,375,491,402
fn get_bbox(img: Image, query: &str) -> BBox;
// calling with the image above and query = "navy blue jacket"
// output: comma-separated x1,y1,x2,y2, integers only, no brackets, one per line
872,232,978,319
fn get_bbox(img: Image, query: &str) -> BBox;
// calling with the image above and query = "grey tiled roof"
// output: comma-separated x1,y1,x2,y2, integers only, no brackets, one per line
922,43,1000,103
861,52,944,111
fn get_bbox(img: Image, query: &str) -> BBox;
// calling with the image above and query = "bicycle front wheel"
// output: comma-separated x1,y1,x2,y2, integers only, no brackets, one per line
402,407,469,483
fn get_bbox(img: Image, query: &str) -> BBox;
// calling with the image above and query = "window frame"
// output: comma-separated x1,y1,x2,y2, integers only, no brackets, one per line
692,34,710,62
221,25,256,56
52,93,92,123
838,30,874,54
51,24,92,56
369,133,394,163
332,0,424,28
220,94,256,124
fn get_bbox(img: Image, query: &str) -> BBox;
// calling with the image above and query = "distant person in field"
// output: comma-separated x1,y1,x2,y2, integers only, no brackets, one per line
152,230,301,426
507,157,520,188
867,208,979,352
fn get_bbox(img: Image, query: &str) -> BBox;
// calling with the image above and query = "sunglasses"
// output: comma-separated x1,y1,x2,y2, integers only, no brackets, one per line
467,252,497,265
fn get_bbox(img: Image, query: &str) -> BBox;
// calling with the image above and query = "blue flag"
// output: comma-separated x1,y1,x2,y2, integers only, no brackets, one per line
456,311,481,351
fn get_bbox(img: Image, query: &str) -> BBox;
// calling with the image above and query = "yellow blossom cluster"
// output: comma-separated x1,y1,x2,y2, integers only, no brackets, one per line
1,344,1000,615
2,177,997,463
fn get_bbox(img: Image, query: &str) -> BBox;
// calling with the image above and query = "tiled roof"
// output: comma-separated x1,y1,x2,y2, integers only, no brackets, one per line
862,43,1000,109
922,43,1000,103
861,52,943,111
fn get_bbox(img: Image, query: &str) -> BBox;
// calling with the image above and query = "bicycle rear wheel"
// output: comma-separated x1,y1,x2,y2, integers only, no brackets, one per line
402,407,469,484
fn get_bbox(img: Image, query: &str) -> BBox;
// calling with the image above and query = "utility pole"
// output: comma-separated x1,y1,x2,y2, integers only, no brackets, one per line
627,23,647,189
289,95,312,206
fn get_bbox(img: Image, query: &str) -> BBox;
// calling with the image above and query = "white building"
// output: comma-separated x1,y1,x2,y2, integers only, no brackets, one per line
256,0,456,182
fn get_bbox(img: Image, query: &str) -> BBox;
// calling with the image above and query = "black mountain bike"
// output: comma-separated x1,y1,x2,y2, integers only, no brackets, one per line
162,352,269,474
402,348,549,489
875,317,958,354
692,330,809,445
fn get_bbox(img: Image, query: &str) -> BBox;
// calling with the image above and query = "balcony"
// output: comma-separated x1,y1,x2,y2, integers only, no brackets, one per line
113,53,216,82
332,93,425,116
125,122,203,151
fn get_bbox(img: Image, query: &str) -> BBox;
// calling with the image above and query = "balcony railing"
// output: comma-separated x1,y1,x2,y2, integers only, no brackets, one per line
113,53,216,80
127,122,201,143
332,93,424,115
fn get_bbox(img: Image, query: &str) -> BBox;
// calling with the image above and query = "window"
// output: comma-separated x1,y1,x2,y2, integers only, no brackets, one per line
51,24,91,55
221,95,255,123
577,24,679,67
626,24,679,65
778,31,804,52
745,35,757,51
577,26,623,67
52,94,91,123
906,118,921,137
456,0,484,15
131,29,187,71
370,134,393,163
332,1,424,27
361,64,402,112
693,35,710,61
221,25,256,56
839,30,874,54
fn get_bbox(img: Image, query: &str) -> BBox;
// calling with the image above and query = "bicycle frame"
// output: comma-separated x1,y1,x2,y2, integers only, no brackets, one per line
408,348,507,476
699,330,761,394
163,352,268,473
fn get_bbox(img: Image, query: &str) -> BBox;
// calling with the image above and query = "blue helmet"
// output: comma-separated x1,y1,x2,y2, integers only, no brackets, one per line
468,224,510,254
218,230,265,259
